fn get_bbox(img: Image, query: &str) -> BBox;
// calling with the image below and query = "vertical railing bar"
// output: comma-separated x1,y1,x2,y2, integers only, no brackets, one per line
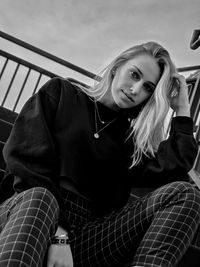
187,77,200,144
193,91,200,120
188,82,195,100
1,63,20,106
32,73,42,95
195,124,200,145
13,68,31,112
166,111,174,137
0,58,9,80
191,100,200,124
190,76,200,119
189,77,198,102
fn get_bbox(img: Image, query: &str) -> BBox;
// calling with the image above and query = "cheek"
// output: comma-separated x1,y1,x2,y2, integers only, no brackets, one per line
110,81,123,107
111,84,119,103
111,77,121,95
110,71,128,97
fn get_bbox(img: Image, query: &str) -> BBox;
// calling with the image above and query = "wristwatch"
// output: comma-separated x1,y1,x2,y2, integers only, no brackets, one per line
51,234,70,245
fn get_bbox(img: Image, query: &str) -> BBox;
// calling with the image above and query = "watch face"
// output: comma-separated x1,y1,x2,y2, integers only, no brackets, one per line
52,237,70,245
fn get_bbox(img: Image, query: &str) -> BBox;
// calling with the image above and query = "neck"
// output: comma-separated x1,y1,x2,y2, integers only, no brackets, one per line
99,91,120,112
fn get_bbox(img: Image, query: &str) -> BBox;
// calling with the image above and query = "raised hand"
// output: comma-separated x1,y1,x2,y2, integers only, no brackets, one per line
169,73,190,117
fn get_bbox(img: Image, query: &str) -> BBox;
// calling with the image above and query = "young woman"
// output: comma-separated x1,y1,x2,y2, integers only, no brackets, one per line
0,41,199,267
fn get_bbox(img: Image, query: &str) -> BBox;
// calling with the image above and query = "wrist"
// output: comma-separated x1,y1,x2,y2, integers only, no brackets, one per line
175,106,191,117
51,234,70,245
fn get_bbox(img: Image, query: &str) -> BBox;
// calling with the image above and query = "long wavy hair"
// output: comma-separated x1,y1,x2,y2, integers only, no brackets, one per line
77,41,177,167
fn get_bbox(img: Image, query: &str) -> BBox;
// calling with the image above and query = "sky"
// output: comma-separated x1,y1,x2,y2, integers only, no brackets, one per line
0,0,200,108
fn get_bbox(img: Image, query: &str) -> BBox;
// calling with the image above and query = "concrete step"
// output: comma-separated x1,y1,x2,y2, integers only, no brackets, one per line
0,106,17,124
0,119,13,143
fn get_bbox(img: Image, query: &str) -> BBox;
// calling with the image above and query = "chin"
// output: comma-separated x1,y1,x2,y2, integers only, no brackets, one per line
113,97,133,110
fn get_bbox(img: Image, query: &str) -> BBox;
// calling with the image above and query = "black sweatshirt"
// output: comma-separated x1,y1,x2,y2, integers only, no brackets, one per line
2,77,198,216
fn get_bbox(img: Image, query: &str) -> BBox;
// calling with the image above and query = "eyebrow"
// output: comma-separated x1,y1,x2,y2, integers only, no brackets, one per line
132,65,156,88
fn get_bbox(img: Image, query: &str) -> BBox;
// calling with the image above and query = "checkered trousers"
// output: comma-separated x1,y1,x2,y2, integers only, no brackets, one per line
0,187,59,267
62,181,200,267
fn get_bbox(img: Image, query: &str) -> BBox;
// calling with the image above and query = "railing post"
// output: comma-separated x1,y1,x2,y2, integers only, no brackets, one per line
1,63,20,107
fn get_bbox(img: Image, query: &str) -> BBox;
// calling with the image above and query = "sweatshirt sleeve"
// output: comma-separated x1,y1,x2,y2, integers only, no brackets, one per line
131,116,198,188
2,77,64,206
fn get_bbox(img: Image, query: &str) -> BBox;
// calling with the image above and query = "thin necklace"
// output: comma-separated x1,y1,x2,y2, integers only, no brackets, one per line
94,101,108,124
94,101,117,139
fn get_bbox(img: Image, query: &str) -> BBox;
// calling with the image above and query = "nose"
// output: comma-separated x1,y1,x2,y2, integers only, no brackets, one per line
130,81,143,95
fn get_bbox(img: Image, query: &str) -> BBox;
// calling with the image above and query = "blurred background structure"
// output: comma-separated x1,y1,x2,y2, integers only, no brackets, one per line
0,1,200,263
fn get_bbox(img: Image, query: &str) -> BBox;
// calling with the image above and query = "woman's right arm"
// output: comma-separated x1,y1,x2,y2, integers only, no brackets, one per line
3,77,74,265
3,77,64,203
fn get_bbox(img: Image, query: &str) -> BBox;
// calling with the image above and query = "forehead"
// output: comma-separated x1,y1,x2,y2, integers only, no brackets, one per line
122,53,161,83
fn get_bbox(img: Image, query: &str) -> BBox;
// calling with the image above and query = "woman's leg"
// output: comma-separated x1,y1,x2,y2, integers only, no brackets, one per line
132,182,200,267
69,182,200,267
0,187,59,267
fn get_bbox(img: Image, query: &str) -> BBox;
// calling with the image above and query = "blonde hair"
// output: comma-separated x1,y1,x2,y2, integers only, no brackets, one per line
77,41,177,167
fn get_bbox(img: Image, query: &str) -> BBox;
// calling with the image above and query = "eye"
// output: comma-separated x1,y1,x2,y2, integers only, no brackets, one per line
130,71,140,81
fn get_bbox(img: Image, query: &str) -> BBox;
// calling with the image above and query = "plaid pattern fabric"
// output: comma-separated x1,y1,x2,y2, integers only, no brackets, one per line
62,182,200,267
0,182,199,267
0,187,59,267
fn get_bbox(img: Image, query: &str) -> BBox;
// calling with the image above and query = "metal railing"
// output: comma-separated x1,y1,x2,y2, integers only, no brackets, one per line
0,32,199,130
0,30,200,111
0,30,200,178
0,31,199,139
0,50,60,111
0,31,99,81
0,31,100,112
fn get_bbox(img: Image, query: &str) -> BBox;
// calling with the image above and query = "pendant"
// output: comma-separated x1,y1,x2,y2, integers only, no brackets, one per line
94,133,99,138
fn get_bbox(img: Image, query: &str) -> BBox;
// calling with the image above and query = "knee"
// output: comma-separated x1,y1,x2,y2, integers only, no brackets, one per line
170,181,200,198
164,181,200,210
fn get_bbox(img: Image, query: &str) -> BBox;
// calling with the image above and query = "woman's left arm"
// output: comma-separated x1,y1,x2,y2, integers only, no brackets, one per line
132,74,198,188
135,116,198,188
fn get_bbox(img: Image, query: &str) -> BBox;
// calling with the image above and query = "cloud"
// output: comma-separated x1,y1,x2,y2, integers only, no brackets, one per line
0,0,199,75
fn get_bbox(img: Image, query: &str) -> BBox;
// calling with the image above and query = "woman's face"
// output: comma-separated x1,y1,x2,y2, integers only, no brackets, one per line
106,53,161,110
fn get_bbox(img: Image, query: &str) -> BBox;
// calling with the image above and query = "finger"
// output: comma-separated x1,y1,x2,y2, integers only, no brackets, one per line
169,76,180,96
172,73,185,81
171,74,187,89
171,89,178,98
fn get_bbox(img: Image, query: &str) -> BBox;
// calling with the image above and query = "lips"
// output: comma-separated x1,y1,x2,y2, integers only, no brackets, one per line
122,90,134,102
